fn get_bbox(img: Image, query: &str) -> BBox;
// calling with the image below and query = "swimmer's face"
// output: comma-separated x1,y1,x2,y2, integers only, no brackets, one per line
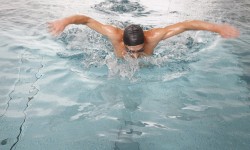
125,44,145,58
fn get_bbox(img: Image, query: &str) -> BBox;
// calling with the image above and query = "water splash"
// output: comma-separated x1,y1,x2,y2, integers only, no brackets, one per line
106,54,140,80
54,19,213,82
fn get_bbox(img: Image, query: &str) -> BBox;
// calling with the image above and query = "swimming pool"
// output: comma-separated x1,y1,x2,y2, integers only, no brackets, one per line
0,0,250,149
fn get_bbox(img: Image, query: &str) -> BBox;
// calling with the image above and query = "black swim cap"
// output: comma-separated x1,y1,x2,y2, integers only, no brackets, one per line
123,24,144,46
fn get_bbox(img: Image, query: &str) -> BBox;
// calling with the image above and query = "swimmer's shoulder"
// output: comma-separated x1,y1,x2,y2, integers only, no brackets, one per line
104,25,123,39
144,28,167,43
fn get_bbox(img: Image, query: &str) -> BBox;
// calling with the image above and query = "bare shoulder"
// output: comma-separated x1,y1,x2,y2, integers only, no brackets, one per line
144,28,165,43
103,25,123,40
85,18,122,39
107,25,122,34
140,28,165,54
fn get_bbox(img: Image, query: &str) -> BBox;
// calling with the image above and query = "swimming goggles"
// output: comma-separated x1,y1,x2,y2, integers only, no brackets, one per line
125,47,144,53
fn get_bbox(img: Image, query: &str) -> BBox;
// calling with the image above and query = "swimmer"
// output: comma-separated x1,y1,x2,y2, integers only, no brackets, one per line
48,15,239,58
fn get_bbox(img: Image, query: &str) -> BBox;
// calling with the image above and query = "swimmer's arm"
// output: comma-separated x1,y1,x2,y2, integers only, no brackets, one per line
48,15,120,38
160,20,239,40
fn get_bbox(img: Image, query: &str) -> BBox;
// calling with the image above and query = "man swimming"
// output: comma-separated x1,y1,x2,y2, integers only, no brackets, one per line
48,15,239,58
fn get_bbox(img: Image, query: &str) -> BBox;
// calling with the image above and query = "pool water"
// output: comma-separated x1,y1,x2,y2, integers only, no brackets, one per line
0,0,250,150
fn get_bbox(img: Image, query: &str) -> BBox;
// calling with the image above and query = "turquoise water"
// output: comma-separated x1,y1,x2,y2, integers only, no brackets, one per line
0,0,250,150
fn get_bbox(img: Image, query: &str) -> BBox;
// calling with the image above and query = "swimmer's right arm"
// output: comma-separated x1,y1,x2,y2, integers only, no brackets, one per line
48,15,119,37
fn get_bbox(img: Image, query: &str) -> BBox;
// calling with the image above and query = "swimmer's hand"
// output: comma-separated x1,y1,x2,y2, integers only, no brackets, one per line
48,19,67,36
217,24,240,38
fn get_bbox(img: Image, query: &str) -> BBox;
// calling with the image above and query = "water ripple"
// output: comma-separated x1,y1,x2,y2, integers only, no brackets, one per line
92,0,154,16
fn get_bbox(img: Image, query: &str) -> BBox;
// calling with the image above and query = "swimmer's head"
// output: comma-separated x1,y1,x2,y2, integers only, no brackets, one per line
123,24,144,46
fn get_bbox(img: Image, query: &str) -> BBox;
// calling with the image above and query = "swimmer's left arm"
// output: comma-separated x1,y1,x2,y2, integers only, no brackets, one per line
48,15,121,39
160,20,239,40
